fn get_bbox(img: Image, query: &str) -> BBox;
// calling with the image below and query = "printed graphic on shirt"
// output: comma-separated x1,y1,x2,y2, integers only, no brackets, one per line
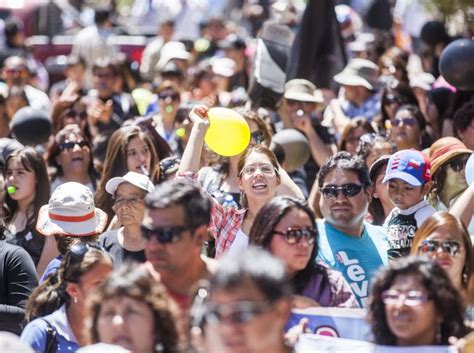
335,250,370,307
386,213,417,259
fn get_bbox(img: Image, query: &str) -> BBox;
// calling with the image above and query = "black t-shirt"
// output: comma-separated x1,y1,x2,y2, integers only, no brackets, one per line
99,230,146,268
0,240,38,334
5,226,44,267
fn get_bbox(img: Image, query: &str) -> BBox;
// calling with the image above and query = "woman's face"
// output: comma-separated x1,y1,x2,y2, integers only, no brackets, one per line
269,208,314,275
417,229,466,290
112,183,146,227
157,88,180,118
389,110,421,149
126,136,152,175
56,132,91,176
97,296,156,353
238,152,280,205
60,102,88,131
441,154,469,200
373,165,394,211
5,157,36,204
384,274,439,346
75,261,113,307
344,126,370,154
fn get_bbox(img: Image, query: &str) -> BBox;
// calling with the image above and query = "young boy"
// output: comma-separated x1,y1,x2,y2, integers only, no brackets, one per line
383,149,436,259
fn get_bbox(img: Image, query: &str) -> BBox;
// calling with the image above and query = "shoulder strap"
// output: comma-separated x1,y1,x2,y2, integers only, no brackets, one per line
40,318,58,353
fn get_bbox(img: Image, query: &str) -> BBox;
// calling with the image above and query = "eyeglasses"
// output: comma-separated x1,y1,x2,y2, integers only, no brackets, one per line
381,290,429,307
273,226,316,245
140,224,191,243
390,117,417,127
250,131,265,145
63,243,105,282
320,183,364,198
448,157,467,172
160,157,180,173
158,92,180,101
59,140,89,151
240,164,276,177
205,301,273,324
113,196,144,208
419,239,462,257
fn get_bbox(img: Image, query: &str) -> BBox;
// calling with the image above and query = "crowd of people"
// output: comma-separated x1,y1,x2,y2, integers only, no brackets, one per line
0,1,474,353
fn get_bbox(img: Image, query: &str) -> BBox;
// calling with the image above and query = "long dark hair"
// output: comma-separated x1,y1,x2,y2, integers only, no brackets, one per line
2,147,50,229
249,196,325,294
95,125,160,223
24,245,112,322
85,262,180,353
368,257,468,345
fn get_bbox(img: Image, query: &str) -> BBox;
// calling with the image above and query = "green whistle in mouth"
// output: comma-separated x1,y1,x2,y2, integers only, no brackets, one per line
7,186,16,194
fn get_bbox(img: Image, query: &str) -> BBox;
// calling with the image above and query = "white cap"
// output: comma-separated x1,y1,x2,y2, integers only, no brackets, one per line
105,171,155,195
156,41,191,71
77,343,131,353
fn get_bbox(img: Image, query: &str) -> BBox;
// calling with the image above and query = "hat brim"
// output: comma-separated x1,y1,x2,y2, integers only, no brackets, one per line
36,205,108,237
283,91,324,103
431,150,472,175
334,72,376,90
369,155,391,182
382,171,422,186
105,175,155,195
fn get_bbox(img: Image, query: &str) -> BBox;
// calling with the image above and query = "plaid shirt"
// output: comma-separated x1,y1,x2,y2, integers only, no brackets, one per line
177,172,247,258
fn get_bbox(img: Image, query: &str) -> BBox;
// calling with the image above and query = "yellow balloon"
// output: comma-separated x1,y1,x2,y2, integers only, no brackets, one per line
205,108,251,156
132,88,154,116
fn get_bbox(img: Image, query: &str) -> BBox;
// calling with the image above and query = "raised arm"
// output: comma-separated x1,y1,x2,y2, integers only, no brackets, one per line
178,105,210,174
450,183,474,230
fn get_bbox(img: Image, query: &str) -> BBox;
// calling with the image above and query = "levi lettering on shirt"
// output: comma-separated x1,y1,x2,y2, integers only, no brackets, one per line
316,219,388,308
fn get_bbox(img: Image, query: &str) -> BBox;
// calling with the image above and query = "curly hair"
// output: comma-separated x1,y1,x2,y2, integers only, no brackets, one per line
368,257,468,346
453,101,474,137
84,263,180,353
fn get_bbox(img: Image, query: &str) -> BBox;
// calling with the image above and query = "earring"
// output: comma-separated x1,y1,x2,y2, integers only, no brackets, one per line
154,343,164,353
73,297,78,304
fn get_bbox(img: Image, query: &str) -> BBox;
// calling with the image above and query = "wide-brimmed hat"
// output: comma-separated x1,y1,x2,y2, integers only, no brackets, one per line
284,79,324,103
37,182,107,237
333,58,379,90
105,171,155,195
429,137,472,175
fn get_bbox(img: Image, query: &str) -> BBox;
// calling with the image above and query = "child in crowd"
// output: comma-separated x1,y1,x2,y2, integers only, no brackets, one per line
383,149,436,259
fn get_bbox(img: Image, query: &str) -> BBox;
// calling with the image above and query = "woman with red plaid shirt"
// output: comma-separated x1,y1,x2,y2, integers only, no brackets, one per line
178,105,304,258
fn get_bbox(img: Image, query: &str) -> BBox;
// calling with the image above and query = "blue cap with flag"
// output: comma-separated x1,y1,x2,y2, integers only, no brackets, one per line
383,149,431,186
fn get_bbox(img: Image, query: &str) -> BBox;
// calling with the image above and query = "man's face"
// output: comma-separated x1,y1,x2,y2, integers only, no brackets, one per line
319,168,370,234
93,67,115,96
3,57,28,87
143,205,199,275
458,120,474,150
282,98,316,128
206,280,290,353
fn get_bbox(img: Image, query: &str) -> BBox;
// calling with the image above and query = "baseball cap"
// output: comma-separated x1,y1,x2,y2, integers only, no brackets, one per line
105,171,155,195
383,150,431,186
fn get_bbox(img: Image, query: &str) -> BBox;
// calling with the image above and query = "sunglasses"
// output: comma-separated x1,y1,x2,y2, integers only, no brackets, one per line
273,227,316,245
63,243,105,282
381,290,429,307
240,164,276,177
59,140,89,151
419,239,462,257
64,108,87,120
448,157,467,173
160,157,180,172
385,95,401,105
320,183,364,198
205,301,273,325
158,92,180,101
251,131,265,145
140,224,191,243
390,117,417,127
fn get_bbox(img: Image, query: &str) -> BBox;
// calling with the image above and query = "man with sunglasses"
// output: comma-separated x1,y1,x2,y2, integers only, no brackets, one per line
196,247,292,353
316,152,388,308
142,179,217,312
278,79,337,191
